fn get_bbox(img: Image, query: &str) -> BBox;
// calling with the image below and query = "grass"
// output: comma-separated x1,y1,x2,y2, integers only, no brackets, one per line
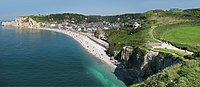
154,48,190,57
132,60,200,87
105,28,152,51
161,26,200,46
104,9,200,87
130,10,200,87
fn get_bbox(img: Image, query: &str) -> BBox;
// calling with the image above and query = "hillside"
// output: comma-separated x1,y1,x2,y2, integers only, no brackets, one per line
104,8,200,86
132,60,200,87
9,8,200,87
148,9,200,52
106,8,200,52
27,13,144,24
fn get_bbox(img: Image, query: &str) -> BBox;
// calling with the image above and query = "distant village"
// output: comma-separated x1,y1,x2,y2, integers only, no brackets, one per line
2,16,142,41
45,20,141,39
47,22,120,33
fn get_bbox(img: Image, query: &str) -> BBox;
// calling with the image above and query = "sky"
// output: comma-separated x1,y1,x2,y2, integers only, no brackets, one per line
0,0,200,20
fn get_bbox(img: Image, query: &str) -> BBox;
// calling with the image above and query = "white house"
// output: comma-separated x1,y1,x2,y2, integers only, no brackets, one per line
133,22,141,29
50,24,56,28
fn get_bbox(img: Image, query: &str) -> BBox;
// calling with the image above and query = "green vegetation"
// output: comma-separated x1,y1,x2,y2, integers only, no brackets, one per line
154,48,189,57
153,23,200,52
150,8,200,52
128,8,200,87
161,26,200,52
184,52,200,60
105,28,149,51
105,16,153,51
132,60,200,87
29,13,86,23
105,9,200,51
103,8,200,86
28,13,145,24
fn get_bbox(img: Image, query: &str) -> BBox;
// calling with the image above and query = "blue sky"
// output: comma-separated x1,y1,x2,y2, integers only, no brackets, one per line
0,0,199,20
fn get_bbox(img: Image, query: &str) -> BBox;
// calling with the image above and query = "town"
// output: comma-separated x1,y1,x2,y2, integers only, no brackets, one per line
2,15,142,41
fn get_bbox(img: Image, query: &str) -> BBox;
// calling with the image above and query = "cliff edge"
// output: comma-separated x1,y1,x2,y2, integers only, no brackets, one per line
114,46,182,86
2,17,43,28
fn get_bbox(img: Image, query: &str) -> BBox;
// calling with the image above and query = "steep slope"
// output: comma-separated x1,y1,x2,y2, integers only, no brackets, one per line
114,47,182,86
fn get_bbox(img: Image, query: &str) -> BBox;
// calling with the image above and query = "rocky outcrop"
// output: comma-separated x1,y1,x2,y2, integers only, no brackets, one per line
121,46,134,62
2,17,43,28
1,22,12,26
114,46,182,85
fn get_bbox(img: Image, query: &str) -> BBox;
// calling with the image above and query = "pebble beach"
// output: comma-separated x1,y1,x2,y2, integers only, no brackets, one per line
39,28,117,69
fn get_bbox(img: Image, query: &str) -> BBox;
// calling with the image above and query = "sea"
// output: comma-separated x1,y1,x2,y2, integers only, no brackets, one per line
0,23,126,86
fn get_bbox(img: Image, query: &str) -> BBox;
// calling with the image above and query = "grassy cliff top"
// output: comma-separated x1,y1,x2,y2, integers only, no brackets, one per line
125,8,200,87
132,60,200,87
105,8,200,52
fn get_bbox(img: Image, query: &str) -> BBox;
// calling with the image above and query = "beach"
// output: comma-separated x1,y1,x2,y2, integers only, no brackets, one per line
38,28,117,69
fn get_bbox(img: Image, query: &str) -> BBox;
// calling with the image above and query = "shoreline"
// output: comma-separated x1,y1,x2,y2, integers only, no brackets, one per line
36,28,117,69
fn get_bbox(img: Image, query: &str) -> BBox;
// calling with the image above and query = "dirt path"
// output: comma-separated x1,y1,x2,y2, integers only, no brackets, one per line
149,25,161,42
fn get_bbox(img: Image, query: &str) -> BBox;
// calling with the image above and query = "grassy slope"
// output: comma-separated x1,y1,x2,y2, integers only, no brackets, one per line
125,9,200,86
132,60,200,87
105,28,150,51
154,48,190,58
153,23,200,52
151,9,200,52
161,26,200,46
105,10,195,51
105,9,200,87
105,14,154,51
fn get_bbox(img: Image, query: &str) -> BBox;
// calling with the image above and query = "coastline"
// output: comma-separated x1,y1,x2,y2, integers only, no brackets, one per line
1,18,118,69
35,28,117,69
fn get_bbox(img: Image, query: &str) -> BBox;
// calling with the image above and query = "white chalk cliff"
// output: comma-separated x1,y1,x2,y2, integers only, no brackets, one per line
2,17,43,28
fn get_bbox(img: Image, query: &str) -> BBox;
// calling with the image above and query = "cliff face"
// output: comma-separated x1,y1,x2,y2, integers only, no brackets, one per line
2,17,42,28
1,22,11,26
115,46,182,85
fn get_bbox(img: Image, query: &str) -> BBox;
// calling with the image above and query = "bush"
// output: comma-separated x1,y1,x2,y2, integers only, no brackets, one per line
192,52,200,60
193,52,200,57
184,55,195,60
106,48,115,57
128,28,141,35
177,70,187,77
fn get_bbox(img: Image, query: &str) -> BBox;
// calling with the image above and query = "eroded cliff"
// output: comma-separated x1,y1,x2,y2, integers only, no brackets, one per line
114,46,182,86
2,17,43,28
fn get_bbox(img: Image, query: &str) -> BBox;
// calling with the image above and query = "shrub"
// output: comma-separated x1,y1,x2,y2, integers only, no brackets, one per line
106,48,115,57
177,70,187,77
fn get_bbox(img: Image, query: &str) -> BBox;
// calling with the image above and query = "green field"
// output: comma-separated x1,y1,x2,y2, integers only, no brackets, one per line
161,26,200,47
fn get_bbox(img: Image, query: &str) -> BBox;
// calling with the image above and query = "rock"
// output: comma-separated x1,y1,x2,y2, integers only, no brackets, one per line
121,46,134,62
2,22,12,26
28,17,41,28
141,50,159,69
116,46,182,84
2,17,42,28
114,46,134,64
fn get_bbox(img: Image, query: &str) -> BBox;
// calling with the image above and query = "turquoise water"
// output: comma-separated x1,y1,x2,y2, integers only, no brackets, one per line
0,25,125,86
